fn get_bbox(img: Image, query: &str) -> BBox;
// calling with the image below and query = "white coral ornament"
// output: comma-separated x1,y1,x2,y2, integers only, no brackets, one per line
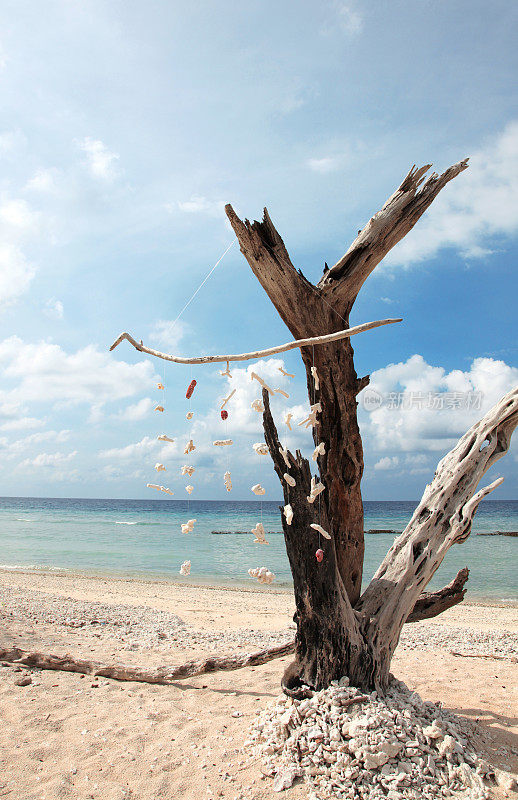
224,471,232,492
307,475,325,504
185,485,194,495
181,465,195,477
279,445,290,468
146,483,161,491
179,560,191,576
186,411,194,420
220,389,236,409
157,434,175,443
251,398,264,413
298,402,322,429
310,522,331,540
284,413,293,430
181,518,196,534
283,473,296,487
154,463,166,473
154,405,164,412
312,442,325,461
251,522,269,544
251,483,266,496
253,442,268,455
248,566,275,585
278,366,294,378
160,487,174,495
283,504,293,525
157,382,165,390
184,439,195,454
311,365,319,391
213,439,233,447
275,388,289,399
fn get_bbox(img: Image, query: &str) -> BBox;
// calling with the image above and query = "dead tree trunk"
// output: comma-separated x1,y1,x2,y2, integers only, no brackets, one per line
226,160,518,693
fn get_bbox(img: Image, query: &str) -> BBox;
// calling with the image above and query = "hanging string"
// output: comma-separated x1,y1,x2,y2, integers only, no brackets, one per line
168,240,235,335
312,344,322,551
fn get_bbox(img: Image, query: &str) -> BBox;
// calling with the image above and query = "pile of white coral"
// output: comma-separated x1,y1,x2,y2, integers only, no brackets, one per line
246,678,516,799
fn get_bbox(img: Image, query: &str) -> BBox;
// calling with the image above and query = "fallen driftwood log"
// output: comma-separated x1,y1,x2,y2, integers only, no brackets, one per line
0,641,295,684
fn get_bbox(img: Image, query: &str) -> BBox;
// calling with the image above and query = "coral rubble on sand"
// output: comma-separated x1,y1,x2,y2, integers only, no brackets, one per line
246,678,511,799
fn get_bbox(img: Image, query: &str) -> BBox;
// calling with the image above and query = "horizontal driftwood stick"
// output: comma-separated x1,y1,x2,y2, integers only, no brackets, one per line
0,641,295,684
109,318,402,364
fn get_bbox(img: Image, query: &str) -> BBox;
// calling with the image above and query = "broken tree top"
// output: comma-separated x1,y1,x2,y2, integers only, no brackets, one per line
109,317,402,365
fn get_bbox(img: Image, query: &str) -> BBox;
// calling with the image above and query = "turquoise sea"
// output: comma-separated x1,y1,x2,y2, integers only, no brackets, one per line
0,497,516,601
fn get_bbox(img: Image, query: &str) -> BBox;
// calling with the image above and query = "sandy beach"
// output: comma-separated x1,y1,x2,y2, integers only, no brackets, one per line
0,569,516,800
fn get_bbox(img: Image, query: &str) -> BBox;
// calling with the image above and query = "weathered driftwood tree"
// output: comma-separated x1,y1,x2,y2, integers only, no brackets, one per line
5,161,516,694
223,160,518,694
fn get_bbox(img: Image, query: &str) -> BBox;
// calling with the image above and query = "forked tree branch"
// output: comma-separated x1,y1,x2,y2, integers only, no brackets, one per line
109,318,401,364
317,160,469,307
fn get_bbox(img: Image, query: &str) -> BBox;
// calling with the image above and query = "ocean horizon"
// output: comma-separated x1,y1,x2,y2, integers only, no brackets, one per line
1,496,517,602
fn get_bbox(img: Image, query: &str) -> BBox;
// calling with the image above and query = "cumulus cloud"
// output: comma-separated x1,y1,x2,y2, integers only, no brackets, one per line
79,137,120,181
0,337,158,422
43,298,64,320
374,456,399,471
0,416,43,431
0,429,71,457
25,168,59,194
99,435,173,464
359,354,518,453
19,450,77,469
116,397,154,422
387,120,518,267
0,245,36,309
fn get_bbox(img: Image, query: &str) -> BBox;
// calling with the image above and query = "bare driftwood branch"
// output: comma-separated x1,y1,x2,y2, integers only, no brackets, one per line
109,319,401,364
225,204,319,339
357,386,518,684
0,641,295,684
317,160,469,305
405,567,469,623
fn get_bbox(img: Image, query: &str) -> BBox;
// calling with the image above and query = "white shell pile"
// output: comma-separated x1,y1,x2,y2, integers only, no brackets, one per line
246,678,501,800
248,566,275,584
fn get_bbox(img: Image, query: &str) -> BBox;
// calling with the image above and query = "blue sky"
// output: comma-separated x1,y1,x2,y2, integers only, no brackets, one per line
0,0,517,500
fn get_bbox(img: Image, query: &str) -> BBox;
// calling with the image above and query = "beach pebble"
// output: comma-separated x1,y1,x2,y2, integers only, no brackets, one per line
14,675,32,686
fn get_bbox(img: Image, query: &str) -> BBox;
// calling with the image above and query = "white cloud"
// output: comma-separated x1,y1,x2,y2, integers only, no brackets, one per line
43,298,64,320
360,354,518,453
321,2,363,37
0,429,70,458
307,157,338,174
387,120,518,267
99,435,170,461
0,416,44,431
0,337,157,416
0,244,36,309
149,319,190,350
0,130,26,157
116,397,154,421
0,198,39,232
79,137,120,182
374,456,399,471
25,168,58,194
175,196,225,216
335,3,363,35
19,450,77,469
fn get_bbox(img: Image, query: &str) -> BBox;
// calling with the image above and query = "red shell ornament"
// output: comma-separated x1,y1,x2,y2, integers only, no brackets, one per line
186,379,197,399
315,548,324,563
221,409,228,420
